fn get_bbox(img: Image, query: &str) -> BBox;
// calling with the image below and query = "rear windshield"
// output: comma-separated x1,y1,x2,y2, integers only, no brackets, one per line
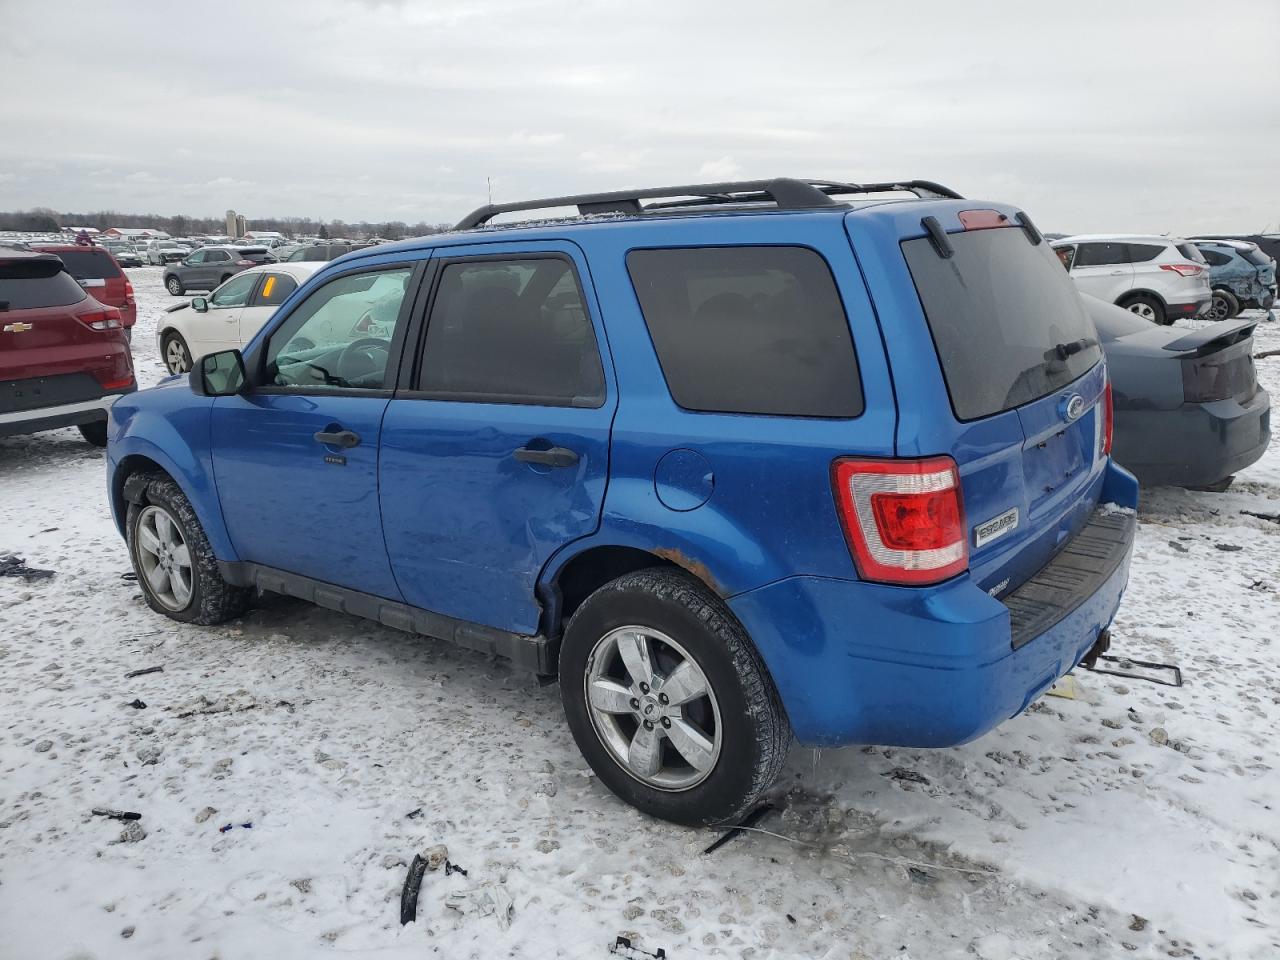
0,263,88,310
51,249,122,280
1241,247,1272,266
903,227,1102,421
1177,242,1206,263
627,246,863,418
240,251,273,262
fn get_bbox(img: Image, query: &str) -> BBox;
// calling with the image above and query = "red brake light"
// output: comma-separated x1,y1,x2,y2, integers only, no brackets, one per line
1102,381,1114,456
957,209,1009,230
831,456,968,585
124,279,135,305
77,307,123,331
236,259,255,267
1160,263,1203,277
99,375,135,390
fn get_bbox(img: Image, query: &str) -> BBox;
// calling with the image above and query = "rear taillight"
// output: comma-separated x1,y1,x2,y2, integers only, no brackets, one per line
99,375,135,390
236,259,255,267
78,307,123,331
831,456,968,585
1160,263,1204,277
124,280,135,305
1101,381,1114,456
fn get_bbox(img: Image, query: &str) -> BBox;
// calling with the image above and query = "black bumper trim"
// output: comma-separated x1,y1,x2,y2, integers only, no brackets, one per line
1004,508,1135,651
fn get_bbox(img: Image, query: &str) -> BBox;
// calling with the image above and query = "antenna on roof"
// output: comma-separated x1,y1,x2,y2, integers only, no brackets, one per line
487,177,493,206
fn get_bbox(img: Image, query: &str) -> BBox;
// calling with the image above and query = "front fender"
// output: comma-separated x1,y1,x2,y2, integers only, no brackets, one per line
107,395,237,560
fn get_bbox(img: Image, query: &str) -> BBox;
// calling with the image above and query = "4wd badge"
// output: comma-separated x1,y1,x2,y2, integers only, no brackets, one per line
974,507,1019,548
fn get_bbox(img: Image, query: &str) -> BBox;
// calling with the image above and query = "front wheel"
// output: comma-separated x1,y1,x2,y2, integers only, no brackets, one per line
560,568,791,825
127,476,252,624
161,331,193,375
166,275,184,296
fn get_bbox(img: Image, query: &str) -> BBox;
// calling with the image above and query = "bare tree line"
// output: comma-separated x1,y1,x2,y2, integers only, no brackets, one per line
0,207,453,240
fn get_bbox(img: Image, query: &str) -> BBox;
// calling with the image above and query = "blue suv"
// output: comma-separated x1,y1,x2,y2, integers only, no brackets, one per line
106,178,1138,825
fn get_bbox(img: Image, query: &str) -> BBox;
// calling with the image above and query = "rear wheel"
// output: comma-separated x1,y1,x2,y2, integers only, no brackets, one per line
162,332,193,375
559,567,791,825
78,421,108,447
1207,289,1240,322
166,275,184,296
126,476,252,624
1123,294,1166,325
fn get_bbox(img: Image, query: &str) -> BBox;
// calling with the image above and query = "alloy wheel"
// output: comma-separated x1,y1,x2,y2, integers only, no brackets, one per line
584,625,722,791
1127,302,1157,322
134,505,193,611
1207,295,1230,322
165,338,190,374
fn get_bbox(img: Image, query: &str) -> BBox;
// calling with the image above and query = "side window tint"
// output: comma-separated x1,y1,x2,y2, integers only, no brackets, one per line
1074,242,1127,267
417,257,605,407
210,272,258,307
1126,243,1163,263
253,273,298,306
1054,245,1075,270
265,267,413,391
187,250,205,264
627,246,863,417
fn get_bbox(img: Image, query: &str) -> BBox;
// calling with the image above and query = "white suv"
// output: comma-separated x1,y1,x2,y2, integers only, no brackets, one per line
1051,234,1211,325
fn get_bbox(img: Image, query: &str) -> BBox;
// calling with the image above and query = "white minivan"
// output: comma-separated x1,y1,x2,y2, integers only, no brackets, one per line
1051,234,1211,325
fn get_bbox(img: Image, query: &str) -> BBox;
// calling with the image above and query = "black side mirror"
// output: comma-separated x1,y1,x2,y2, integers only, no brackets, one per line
191,296,208,312
190,349,247,396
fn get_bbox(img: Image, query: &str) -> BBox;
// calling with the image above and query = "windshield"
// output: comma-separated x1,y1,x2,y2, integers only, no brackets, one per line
903,227,1102,421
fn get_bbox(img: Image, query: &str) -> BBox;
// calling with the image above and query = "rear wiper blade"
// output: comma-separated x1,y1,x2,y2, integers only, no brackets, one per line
1050,337,1097,361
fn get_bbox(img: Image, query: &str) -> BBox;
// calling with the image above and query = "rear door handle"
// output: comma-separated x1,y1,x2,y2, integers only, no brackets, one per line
1109,270,1125,275
314,429,361,448
513,445,579,467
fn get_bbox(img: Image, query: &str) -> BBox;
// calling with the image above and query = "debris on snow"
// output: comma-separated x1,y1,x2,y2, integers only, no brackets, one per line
444,881,514,929
125,698,147,710
124,665,163,679
194,807,217,824
399,854,428,925
611,935,668,959
424,843,449,872
0,555,54,580
91,808,141,822
885,766,930,785
112,821,146,844
702,802,777,855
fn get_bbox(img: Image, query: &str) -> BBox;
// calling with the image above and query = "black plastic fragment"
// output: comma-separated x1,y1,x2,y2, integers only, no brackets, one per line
1081,655,1183,688
126,699,147,710
92,808,142,821
125,666,163,679
920,216,954,259
400,854,428,925
703,802,776,855
0,555,55,580
611,935,667,959
445,860,468,877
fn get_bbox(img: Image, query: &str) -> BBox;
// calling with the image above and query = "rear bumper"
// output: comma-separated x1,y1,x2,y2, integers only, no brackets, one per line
1114,387,1271,486
1167,296,1211,319
729,464,1138,747
0,390,134,438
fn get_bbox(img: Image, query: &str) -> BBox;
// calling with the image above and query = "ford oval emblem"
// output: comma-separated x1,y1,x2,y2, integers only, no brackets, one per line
1062,394,1085,422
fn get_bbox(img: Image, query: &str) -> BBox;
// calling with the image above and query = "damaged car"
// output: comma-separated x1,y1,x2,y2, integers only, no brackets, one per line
1191,239,1277,321
1086,294,1271,489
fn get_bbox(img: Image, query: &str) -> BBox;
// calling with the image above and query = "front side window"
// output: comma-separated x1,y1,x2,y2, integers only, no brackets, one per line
186,250,206,264
252,272,298,307
265,267,412,391
417,257,605,406
210,272,258,307
627,246,863,417
1073,242,1128,267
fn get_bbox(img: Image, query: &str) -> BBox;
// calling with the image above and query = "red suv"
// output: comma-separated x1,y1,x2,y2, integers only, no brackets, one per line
30,243,138,339
0,250,136,446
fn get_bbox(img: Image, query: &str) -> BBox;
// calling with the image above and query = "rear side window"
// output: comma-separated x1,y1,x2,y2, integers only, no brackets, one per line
1176,242,1206,263
417,257,605,407
1126,243,1164,263
253,273,298,306
626,246,863,418
1074,242,1128,266
52,249,122,279
1200,249,1232,267
1241,247,1272,266
902,227,1102,421
0,262,88,309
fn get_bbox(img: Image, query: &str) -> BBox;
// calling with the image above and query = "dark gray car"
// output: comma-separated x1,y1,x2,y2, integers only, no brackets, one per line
163,246,276,295
1087,294,1271,489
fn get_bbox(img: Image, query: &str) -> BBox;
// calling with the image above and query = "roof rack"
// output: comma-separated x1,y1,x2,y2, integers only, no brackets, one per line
454,177,963,229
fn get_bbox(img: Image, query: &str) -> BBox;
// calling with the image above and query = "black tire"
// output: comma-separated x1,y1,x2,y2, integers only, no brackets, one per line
1122,293,1167,326
165,275,184,296
560,567,791,826
126,475,252,625
1208,289,1240,322
161,331,193,375
78,421,108,447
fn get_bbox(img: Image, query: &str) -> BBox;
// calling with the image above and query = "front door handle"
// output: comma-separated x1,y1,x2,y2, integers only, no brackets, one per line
314,428,361,448
1110,270,1125,275
513,445,579,468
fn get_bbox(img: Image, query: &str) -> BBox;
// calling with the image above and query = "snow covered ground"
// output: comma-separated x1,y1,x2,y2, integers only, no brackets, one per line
1,267,1277,960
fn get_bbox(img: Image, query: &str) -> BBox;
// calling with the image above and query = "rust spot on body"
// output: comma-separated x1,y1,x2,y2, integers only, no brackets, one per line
653,547,724,596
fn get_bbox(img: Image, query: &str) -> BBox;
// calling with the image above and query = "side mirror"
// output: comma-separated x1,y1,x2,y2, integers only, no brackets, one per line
190,349,247,397
191,296,209,312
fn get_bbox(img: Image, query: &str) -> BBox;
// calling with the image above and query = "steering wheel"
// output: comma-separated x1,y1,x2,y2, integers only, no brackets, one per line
335,337,391,382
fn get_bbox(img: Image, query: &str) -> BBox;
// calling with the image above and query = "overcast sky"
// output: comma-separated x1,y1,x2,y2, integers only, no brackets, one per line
2,0,1277,234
